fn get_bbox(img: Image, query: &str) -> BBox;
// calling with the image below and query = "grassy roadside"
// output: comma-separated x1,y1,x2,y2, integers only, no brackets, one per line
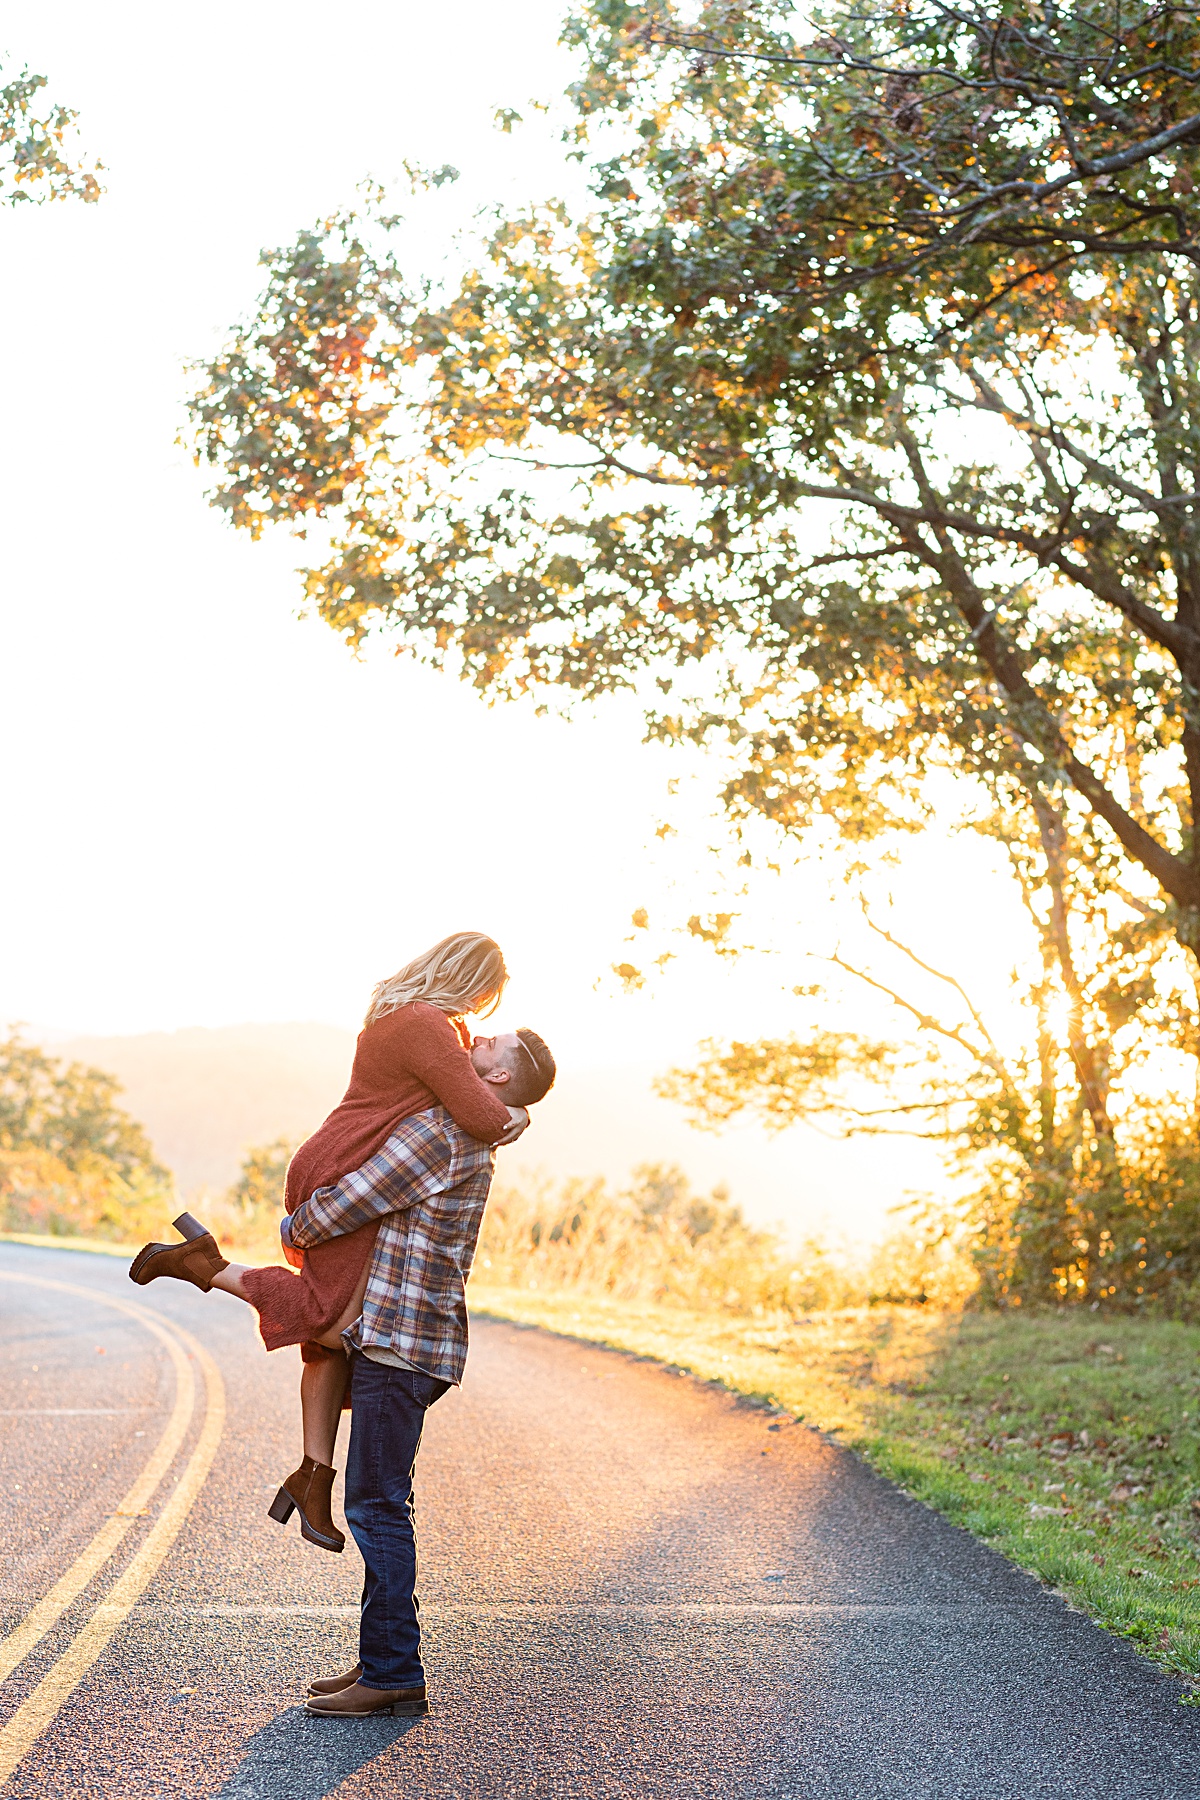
469,1283,1200,1695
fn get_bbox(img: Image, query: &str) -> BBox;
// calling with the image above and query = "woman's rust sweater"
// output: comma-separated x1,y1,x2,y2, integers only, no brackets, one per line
241,1002,511,1353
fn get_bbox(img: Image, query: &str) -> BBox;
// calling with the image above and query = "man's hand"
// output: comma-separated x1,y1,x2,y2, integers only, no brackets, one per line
498,1105,530,1146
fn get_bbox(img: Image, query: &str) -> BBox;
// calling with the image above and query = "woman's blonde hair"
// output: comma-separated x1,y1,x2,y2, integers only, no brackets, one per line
364,932,508,1028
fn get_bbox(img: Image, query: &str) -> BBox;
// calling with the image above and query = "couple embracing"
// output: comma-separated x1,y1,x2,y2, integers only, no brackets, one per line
128,932,555,1718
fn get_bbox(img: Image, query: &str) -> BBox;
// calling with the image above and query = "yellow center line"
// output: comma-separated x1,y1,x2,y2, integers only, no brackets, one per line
0,1277,196,1686
0,1272,226,1789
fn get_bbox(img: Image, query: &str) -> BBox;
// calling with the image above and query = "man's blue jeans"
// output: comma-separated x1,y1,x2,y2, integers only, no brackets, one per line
343,1353,450,1691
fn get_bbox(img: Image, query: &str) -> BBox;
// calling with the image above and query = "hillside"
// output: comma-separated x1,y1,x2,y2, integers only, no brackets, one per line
59,1023,354,1195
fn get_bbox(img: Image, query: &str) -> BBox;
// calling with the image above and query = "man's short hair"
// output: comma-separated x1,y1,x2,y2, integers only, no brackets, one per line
505,1028,556,1106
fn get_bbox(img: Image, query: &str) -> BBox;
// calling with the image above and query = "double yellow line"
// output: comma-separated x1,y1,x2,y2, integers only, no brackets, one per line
0,1272,226,1788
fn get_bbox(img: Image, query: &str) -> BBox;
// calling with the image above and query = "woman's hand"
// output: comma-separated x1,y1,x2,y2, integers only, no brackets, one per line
498,1105,530,1146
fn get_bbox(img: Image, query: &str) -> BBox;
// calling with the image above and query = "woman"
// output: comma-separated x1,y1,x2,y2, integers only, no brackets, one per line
130,930,527,1547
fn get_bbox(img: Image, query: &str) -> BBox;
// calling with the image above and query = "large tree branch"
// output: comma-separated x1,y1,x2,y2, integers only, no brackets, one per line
973,366,1200,665
482,410,1200,901
787,476,1067,555
889,426,1200,908
967,364,1192,521
797,401,1198,667
643,27,1200,213
1049,548,1200,673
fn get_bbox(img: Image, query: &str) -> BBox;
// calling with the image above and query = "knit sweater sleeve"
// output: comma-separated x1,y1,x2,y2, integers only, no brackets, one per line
389,1004,513,1142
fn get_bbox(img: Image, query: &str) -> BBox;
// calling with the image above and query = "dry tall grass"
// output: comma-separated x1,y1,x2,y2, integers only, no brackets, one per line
476,1164,976,1317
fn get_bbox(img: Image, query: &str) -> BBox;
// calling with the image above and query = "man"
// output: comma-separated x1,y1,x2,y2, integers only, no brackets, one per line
296,1027,556,1718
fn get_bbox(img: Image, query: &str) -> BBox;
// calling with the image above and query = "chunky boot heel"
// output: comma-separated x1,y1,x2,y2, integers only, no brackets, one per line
267,1488,297,1525
173,1211,211,1242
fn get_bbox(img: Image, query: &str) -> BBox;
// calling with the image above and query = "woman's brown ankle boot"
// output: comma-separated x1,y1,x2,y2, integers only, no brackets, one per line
128,1212,229,1292
267,1456,345,1553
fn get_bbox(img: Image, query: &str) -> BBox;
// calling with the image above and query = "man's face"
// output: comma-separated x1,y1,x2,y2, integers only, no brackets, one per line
470,1032,523,1086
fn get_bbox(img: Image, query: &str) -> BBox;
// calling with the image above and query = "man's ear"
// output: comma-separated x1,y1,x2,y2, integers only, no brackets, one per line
481,1067,511,1087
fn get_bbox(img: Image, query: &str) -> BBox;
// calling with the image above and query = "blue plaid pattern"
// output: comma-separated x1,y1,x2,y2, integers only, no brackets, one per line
284,1106,495,1384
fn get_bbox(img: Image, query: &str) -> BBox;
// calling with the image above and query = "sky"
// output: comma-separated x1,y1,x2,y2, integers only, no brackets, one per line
0,1,1035,1242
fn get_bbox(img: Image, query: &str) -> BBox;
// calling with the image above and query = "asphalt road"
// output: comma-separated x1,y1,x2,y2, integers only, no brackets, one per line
3,1241,1200,1800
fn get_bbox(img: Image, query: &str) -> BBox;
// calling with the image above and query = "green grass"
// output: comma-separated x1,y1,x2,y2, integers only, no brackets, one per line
469,1284,1200,1692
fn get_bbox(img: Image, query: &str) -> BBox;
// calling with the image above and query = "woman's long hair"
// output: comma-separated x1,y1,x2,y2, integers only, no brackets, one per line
364,932,508,1028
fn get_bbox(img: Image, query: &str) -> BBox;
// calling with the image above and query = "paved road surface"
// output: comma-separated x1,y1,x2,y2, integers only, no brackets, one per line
2,1241,1200,1799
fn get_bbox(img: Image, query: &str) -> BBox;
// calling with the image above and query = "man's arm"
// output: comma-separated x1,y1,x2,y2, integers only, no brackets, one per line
285,1111,455,1250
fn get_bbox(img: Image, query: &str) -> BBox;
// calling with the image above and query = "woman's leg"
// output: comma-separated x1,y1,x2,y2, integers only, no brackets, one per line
300,1353,350,1467
299,1262,372,1463
208,1262,350,1464
209,1264,251,1301
271,1355,349,1552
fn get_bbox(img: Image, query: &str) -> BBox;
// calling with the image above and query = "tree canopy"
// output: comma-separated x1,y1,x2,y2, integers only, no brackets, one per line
0,1030,166,1182
1,64,100,205
190,1,1200,946
0,1030,172,1241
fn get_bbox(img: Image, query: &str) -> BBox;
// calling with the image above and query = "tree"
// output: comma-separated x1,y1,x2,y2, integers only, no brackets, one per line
1,64,100,205
226,1138,295,1227
188,2,1200,1138
0,1029,167,1181
187,6,1200,922
655,880,1200,1308
0,1030,172,1240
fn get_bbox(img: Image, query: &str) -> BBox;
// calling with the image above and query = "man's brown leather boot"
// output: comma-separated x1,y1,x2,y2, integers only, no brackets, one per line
307,1661,362,1697
305,1679,428,1718
128,1212,228,1293
267,1456,345,1552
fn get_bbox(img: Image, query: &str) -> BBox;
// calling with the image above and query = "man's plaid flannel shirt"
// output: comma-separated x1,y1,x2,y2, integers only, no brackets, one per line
283,1107,496,1385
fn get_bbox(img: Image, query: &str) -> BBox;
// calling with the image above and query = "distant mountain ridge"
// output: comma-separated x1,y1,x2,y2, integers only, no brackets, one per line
59,1023,356,1195
46,1021,932,1237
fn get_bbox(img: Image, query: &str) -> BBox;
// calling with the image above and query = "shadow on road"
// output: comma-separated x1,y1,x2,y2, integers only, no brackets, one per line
211,1706,423,1800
